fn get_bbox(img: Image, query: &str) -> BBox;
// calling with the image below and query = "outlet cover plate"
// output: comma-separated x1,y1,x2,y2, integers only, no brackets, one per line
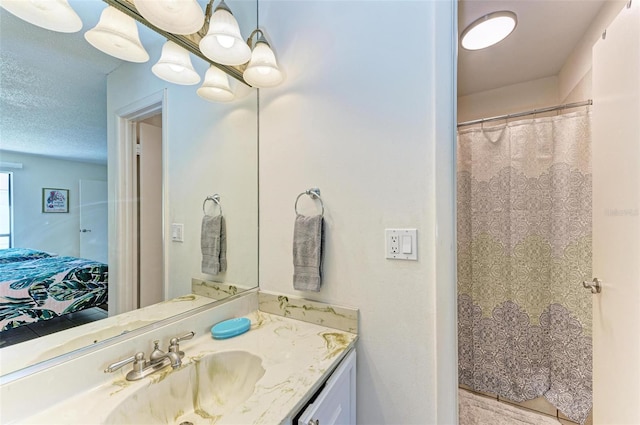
385,228,417,260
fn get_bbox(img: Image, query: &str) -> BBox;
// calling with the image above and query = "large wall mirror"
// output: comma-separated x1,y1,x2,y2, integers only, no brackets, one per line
0,0,258,375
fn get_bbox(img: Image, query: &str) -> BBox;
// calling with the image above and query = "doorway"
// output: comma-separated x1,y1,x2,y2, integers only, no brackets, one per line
135,116,164,308
110,90,168,315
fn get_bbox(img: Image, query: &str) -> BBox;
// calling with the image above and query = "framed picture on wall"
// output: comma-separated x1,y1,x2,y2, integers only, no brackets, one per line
42,188,69,213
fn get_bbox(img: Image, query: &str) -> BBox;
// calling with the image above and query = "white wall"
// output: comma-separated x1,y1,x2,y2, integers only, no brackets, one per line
106,27,258,304
0,151,107,256
458,76,559,123
558,0,627,102
258,1,457,423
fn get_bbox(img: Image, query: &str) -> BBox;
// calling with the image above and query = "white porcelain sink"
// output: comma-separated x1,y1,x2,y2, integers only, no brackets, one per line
104,350,265,424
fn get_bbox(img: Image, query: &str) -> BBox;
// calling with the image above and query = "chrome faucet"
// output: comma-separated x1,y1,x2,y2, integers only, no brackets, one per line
104,331,195,381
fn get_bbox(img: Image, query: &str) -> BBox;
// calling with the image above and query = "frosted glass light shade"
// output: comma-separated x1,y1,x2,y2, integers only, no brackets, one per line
199,0,251,66
243,40,283,88
461,11,517,50
133,0,204,35
84,6,149,63
197,66,234,102
152,41,200,85
1,0,82,33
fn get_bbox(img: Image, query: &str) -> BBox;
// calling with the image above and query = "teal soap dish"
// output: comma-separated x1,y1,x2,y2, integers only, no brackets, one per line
211,317,251,339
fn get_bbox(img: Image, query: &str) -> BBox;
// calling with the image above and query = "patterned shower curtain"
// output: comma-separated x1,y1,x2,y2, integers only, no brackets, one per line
457,111,593,424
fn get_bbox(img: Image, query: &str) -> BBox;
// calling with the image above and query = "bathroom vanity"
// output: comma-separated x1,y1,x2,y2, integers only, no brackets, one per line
0,290,358,424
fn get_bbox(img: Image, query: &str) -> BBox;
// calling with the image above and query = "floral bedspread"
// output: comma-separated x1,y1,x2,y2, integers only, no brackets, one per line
0,256,108,331
0,248,55,264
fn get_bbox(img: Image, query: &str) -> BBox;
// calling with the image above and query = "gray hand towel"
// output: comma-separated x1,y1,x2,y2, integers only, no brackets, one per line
201,214,227,275
293,214,323,292
219,215,227,273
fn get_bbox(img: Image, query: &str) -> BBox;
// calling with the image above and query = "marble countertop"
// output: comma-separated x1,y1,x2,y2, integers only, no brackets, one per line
18,310,358,425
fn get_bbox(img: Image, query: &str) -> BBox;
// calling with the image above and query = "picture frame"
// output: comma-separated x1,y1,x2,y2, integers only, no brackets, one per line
42,188,69,213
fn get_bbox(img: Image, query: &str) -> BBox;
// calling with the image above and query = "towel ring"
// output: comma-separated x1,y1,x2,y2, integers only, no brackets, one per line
203,194,223,216
295,188,324,217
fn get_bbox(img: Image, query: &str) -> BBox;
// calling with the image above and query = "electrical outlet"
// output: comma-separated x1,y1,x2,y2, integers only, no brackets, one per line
385,228,417,260
390,234,400,254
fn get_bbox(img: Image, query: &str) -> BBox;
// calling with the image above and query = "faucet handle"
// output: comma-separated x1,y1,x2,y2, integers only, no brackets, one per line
169,331,195,354
174,331,195,343
104,352,145,373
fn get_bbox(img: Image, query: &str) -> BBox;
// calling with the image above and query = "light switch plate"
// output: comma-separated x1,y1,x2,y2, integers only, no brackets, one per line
385,229,417,260
171,223,184,242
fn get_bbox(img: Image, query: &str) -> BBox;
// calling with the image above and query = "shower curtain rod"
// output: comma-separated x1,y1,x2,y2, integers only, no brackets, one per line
457,99,593,128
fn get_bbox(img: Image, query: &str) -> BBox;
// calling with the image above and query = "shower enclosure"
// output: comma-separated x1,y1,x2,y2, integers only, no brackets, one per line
456,109,593,424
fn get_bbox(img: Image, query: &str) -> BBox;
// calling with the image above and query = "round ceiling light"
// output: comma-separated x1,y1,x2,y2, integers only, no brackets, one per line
461,11,517,51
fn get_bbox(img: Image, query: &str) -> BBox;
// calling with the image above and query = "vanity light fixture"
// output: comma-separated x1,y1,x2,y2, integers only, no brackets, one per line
243,29,284,88
461,11,517,51
85,6,150,63
133,0,205,35
0,0,82,33
5,0,286,99
197,66,235,102
199,0,252,66
152,41,201,85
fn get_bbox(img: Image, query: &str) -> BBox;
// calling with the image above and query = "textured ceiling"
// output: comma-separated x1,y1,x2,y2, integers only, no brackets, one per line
0,0,165,164
1,2,117,164
458,0,606,96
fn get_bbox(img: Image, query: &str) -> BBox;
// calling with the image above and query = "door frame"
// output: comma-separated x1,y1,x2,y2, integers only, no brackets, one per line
109,90,169,315
437,1,459,424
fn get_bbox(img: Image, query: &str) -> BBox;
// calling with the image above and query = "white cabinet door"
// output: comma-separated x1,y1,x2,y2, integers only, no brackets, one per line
79,179,108,263
299,349,356,425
